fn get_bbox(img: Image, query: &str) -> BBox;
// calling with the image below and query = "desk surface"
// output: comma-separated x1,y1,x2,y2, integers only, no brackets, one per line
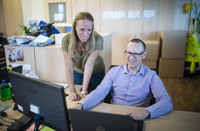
1,85,200,131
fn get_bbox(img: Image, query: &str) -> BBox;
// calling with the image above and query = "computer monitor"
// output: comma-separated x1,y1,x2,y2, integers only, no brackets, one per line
8,71,71,131
0,65,22,83
68,109,143,131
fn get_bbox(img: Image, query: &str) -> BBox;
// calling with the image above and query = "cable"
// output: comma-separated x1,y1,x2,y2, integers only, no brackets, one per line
0,122,9,131
0,111,16,123
7,114,15,119
0,112,14,120
24,120,34,131
0,116,13,123
0,111,19,123
6,114,17,121
21,114,33,130
0,122,9,126
5,116,15,121
0,127,6,131
23,114,42,131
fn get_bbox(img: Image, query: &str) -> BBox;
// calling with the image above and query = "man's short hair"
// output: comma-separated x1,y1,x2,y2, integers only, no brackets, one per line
129,38,146,51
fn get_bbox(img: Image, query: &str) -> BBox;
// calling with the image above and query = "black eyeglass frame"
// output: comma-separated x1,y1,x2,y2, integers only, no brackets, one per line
124,50,145,58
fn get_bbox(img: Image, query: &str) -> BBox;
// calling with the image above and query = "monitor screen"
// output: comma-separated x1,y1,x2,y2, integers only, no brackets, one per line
0,65,22,83
8,71,71,131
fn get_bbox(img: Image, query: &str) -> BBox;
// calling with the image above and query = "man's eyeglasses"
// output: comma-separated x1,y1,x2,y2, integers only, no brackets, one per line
124,50,145,58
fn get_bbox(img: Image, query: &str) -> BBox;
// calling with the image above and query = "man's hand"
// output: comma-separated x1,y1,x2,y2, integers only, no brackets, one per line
69,88,80,101
72,103,83,110
127,109,150,120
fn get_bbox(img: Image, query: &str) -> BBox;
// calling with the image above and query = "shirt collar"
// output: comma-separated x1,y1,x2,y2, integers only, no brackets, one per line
122,64,128,74
122,63,145,75
138,64,145,75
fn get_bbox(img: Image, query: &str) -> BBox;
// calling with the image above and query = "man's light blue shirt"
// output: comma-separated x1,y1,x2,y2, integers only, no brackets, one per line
80,64,173,118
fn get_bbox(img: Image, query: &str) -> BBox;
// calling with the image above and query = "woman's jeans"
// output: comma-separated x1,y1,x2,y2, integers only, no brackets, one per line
73,66,105,92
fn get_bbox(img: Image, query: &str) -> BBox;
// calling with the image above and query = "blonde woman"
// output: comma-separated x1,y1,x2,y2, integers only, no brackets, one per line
61,12,105,101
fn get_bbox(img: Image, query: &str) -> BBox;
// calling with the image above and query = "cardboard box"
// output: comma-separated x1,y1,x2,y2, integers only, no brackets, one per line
158,57,185,78
54,26,66,33
55,33,67,45
143,40,159,61
53,23,72,33
160,31,187,59
142,60,157,69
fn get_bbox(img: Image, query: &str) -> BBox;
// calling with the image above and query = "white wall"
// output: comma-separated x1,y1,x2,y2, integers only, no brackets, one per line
21,0,45,27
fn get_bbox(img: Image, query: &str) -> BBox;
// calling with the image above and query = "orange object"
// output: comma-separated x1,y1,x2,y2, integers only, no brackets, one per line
9,68,12,72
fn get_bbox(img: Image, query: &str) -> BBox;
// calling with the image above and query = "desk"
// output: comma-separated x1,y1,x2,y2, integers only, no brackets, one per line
1,85,200,131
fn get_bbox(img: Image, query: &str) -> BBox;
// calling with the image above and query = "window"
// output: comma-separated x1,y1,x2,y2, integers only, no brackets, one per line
49,3,66,23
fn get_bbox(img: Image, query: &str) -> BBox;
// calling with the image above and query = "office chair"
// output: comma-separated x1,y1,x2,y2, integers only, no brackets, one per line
104,65,156,106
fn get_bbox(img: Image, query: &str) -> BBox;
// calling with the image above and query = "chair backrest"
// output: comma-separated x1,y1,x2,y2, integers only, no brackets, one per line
104,65,157,105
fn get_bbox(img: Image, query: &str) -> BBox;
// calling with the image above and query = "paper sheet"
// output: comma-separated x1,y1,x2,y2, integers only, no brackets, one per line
114,11,125,19
128,10,140,19
25,71,39,79
103,11,114,19
143,10,155,19
52,82,69,89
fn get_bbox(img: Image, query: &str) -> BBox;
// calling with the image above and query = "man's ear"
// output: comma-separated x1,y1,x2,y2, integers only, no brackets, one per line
142,51,147,59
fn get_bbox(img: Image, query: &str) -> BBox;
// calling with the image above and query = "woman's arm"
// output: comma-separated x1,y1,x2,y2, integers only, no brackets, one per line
63,51,80,101
82,50,101,96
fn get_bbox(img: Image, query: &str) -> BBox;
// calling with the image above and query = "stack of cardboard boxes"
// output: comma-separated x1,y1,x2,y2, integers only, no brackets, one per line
158,31,187,77
142,40,159,69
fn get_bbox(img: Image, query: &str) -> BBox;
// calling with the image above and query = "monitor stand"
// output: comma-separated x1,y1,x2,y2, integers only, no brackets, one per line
13,103,18,110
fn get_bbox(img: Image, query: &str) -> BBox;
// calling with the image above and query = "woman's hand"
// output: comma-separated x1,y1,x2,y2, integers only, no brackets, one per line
69,88,80,101
82,93,89,98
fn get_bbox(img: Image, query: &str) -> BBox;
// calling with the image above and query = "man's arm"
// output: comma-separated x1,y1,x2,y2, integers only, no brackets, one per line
145,74,173,118
78,68,114,109
126,73,173,120
127,109,150,120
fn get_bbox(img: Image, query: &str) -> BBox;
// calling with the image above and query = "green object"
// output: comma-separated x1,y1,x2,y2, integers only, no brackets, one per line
50,34,55,39
40,126,56,131
0,80,11,101
22,30,27,36
18,24,35,36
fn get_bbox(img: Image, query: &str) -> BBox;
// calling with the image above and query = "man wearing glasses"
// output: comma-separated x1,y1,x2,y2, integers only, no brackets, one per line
74,38,173,120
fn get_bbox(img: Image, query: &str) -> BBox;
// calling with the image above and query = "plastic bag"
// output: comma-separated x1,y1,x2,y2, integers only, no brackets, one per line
29,35,54,47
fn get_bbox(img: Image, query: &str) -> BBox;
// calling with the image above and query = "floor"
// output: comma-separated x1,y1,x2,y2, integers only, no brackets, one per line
161,76,200,112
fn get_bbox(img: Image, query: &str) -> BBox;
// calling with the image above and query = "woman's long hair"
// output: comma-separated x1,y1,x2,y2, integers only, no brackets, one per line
68,12,95,58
